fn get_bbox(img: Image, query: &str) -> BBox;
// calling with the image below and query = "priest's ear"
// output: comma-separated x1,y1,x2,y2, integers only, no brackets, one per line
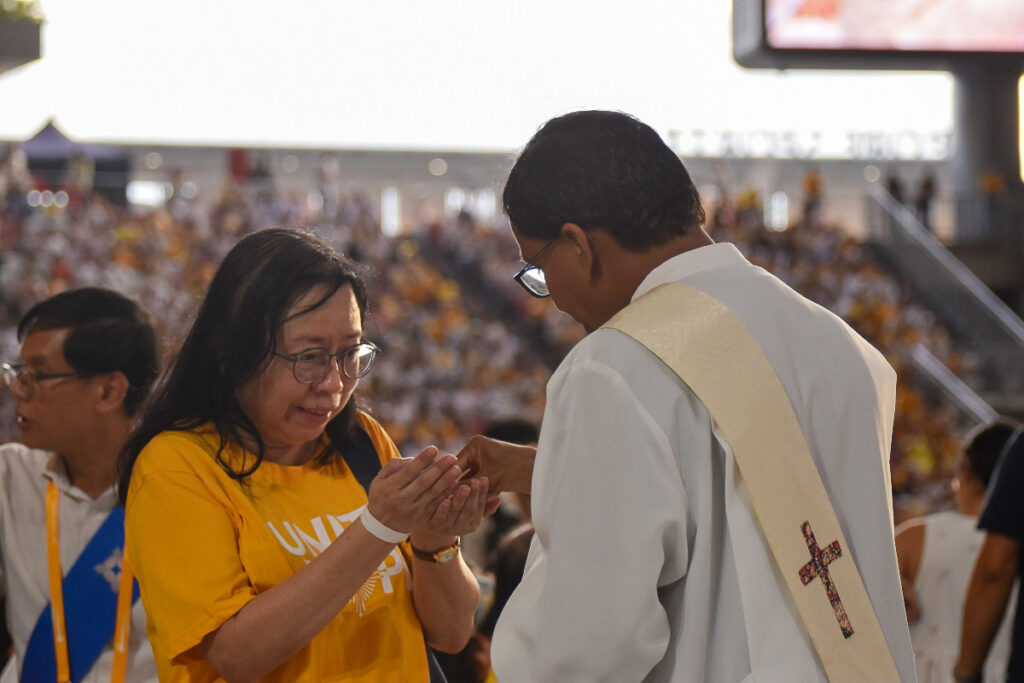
561,223,614,290
560,222,601,282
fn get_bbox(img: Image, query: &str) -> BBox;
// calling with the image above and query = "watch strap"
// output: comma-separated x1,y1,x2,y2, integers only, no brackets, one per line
410,537,461,563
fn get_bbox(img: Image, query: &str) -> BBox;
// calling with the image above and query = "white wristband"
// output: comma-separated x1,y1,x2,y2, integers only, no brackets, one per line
359,506,408,544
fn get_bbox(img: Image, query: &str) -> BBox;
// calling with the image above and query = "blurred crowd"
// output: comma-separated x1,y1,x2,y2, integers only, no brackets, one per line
0,151,550,463
0,147,979,523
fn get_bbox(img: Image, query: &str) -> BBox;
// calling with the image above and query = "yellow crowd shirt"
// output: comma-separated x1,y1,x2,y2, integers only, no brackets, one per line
124,412,430,682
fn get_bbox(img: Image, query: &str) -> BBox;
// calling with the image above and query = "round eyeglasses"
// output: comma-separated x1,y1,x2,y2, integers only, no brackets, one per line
512,237,558,298
273,342,380,384
1,362,79,392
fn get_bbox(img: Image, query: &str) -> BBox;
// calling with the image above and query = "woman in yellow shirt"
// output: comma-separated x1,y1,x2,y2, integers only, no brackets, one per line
118,228,488,682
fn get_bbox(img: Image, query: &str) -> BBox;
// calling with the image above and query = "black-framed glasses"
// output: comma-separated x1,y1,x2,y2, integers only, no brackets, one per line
273,342,381,384
1,362,79,391
513,237,559,298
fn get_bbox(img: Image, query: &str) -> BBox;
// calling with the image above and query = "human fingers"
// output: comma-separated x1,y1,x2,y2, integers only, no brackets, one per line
454,436,530,494
367,448,444,528
454,435,489,478
483,494,502,517
402,452,462,500
426,495,454,527
412,458,464,508
440,481,475,522
377,446,439,488
904,591,921,624
451,478,488,533
421,482,474,535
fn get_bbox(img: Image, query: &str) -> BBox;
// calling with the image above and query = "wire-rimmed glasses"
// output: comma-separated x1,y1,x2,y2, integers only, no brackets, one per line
513,237,558,298
273,342,380,384
1,362,79,392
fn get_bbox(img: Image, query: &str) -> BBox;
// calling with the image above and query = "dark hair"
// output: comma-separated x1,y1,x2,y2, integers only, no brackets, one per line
963,419,1019,488
18,287,158,417
502,110,705,251
479,522,535,639
118,228,369,503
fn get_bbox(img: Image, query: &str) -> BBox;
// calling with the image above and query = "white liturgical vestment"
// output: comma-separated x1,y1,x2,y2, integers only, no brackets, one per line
491,242,916,682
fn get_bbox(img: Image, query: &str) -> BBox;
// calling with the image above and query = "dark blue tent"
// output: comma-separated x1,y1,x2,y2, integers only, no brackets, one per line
23,121,130,205
22,121,124,161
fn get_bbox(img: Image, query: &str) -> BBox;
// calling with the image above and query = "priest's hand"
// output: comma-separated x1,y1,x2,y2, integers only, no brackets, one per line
455,435,536,501
903,585,920,624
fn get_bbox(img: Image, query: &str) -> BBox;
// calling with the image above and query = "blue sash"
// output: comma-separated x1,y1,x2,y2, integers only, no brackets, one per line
21,506,140,683
344,429,448,683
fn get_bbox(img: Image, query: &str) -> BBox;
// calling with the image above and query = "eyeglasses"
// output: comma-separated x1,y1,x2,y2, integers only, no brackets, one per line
513,237,558,298
1,362,79,392
273,342,381,384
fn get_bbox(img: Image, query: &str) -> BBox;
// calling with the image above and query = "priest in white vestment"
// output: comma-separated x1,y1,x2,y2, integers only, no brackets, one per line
457,110,916,682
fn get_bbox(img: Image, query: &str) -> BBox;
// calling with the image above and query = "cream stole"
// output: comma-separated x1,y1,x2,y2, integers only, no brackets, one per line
603,282,899,682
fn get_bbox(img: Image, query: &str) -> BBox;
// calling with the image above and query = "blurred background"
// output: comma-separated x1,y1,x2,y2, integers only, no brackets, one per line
1,0,1023,524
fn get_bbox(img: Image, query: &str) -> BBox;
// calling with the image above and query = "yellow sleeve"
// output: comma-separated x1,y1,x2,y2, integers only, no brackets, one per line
125,433,256,661
356,411,403,466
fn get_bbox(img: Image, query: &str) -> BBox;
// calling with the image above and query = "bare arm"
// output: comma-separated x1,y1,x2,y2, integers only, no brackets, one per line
954,532,1020,680
893,519,925,623
409,476,490,653
197,449,464,681
198,519,397,681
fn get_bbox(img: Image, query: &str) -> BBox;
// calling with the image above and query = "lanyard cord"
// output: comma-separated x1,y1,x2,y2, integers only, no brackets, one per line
110,550,133,682
45,481,133,683
45,481,71,683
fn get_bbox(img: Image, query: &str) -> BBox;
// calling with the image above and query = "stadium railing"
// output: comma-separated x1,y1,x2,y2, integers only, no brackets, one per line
865,188,1024,413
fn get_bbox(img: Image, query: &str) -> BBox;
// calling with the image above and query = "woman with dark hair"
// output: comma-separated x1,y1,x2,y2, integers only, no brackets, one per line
896,420,1019,683
119,228,487,681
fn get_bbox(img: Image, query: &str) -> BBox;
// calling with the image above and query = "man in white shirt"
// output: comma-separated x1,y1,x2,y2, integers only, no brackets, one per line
0,288,159,682
458,110,916,681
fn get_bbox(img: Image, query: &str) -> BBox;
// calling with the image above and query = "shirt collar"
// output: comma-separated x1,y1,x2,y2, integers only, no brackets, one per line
42,452,72,488
632,242,748,302
42,452,116,504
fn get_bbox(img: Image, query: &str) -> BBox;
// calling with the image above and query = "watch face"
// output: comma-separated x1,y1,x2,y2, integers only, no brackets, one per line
436,547,460,563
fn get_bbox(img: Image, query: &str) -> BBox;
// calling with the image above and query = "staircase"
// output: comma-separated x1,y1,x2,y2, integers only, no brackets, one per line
865,189,1024,417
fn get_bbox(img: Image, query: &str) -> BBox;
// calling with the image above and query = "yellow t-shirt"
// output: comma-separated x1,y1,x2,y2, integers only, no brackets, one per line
124,412,430,682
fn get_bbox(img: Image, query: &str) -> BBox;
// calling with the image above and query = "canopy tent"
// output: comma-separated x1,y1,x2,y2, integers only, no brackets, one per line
22,120,126,161
22,121,130,205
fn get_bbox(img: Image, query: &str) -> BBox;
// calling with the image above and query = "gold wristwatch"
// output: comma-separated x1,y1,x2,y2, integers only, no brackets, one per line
410,537,461,563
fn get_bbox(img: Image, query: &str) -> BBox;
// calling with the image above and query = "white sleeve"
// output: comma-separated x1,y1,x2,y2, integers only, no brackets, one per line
492,357,690,682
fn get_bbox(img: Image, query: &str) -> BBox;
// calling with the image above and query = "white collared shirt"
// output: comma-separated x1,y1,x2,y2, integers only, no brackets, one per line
492,242,916,682
0,443,156,682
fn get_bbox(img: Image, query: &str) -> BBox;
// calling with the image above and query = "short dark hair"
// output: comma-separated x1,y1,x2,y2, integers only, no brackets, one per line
119,228,369,502
18,288,158,417
963,419,1019,488
503,110,705,251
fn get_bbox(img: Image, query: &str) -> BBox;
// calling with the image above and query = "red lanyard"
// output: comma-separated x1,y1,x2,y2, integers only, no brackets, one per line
46,481,133,683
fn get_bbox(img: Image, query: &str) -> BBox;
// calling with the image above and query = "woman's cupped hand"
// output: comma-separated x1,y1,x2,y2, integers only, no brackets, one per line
366,446,489,538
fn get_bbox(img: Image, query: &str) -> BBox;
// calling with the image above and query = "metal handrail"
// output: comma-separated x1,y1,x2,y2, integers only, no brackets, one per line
909,344,998,424
873,189,1024,346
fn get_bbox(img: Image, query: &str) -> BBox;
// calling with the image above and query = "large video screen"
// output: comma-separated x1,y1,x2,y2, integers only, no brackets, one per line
766,0,1024,52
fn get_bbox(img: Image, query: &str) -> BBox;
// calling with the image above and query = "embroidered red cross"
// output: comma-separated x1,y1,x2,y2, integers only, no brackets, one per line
798,520,854,638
